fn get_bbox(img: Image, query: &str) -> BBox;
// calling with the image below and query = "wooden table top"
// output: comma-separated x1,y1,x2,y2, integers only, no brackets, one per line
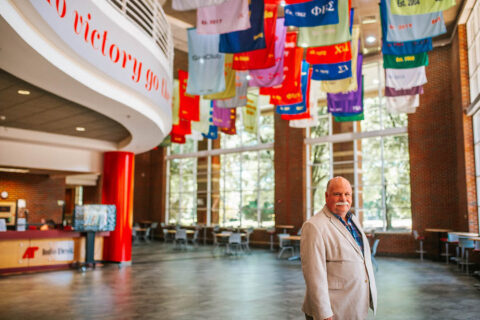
215,233,246,237
167,230,194,234
425,228,452,232
276,225,294,229
284,235,301,241
449,232,479,237
134,227,147,232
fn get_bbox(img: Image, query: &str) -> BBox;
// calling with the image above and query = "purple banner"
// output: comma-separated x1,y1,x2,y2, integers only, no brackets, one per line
385,85,424,97
212,102,235,129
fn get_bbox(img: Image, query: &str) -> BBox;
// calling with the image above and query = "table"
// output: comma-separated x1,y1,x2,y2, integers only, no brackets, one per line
284,235,301,261
167,229,194,235
276,225,294,234
425,228,452,260
425,228,451,232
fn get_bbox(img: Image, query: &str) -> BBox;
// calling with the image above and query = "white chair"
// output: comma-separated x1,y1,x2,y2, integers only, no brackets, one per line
188,229,199,247
277,233,294,259
413,230,427,261
458,237,476,275
446,233,461,266
227,232,243,255
371,239,380,272
241,227,254,253
149,222,158,241
174,229,188,250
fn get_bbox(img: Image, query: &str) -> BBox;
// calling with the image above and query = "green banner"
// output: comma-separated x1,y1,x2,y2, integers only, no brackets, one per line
383,52,429,69
334,112,364,122
390,0,456,16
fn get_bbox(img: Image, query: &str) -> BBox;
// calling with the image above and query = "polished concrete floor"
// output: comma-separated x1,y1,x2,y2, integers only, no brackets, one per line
1,242,480,320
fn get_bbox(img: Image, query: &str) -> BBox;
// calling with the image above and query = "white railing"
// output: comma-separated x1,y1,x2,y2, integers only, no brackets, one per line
107,0,173,74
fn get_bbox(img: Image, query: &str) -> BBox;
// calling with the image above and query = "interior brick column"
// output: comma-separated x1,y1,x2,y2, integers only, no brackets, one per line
197,139,221,225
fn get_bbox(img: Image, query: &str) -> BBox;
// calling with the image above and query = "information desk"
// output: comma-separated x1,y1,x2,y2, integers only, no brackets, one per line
0,230,109,274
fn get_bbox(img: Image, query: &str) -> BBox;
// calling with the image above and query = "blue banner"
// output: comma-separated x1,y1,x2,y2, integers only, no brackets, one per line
382,38,432,55
284,0,338,27
311,60,352,81
276,61,310,115
202,125,218,140
219,0,266,53
380,0,446,42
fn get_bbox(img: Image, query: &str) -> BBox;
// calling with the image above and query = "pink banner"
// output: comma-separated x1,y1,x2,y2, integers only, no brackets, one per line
196,0,250,34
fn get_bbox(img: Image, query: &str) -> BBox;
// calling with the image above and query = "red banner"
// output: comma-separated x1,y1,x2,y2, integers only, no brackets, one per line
306,41,352,65
178,70,200,121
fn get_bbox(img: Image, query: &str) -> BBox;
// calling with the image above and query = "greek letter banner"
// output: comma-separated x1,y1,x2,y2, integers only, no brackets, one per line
179,70,200,121
243,93,258,134
390,0,456,16
219,0,266,53
284,0,339,27
212,104,236,128
383,52,429,69
276,62,310,115
172,0,228,11
385,85,424,97
381,0,446,42
196,0,250,35
192,97,213,134
297,0,351,47
306,41,352,65
312,61,352,81
204,54,236,100
215,71,249,108
386,94,420,114
327,56,363,114
203,124,219,140
385,66,427,89
233,8,281,71
187,29,225,95
382,38,432,55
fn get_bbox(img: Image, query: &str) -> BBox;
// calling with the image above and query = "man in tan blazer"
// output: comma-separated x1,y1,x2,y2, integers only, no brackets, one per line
301,176,377,320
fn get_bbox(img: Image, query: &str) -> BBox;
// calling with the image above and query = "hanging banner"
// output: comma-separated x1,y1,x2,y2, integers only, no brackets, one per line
289,102,319,127
306,41,352,65
297,0,351,47
321,26,360,93
383,52,429,69
187,29,225,95
172,79,180,126
219,0,266,53
284,0,339,27
248,18,287,87
171,133,186,144
196,0,250,35
280,65,312,121
386,66,427,89
203,125,219,139
220,125,236,135
385,85,424,97
186,130,204,141
269,46,304,105
381,0,446,42
334,112,364,122
192,97,213,134
178,70,200,121
327,57,363,114
390,0,456,16
173,0,228,11
311,60,352,81
204,54,236,99
215,71,249,108
233,9,281,70
382,38,432,55
212,104,236,128
243,93,259,134
386,94,420,114
276,62,310,114
172,118,192,136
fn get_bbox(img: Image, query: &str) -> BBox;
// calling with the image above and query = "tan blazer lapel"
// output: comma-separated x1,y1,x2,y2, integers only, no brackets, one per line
322,207,364,258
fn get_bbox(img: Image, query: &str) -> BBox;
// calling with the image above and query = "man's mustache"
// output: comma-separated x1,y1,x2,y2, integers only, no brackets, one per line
335,202,349,206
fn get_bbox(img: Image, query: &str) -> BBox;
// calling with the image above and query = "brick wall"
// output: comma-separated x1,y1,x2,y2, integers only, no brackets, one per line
0,172,65,224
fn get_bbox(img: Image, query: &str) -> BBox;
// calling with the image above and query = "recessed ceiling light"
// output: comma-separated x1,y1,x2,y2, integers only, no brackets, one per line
76,127,86,132
17,90,30,95
0,115,6,121
366,36,376,44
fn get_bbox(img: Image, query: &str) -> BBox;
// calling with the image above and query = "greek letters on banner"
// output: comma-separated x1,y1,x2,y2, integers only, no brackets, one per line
171,133,186,144
383,52,429,69
381,0,446,42
187,29,225,95
280,67,312,120
178,70,200,121
172,0,228,11
386,94,420,114
327,55,363,114
284,0,339,27
203,124,219,139
382,38,432,55
276,62,310,115
248,18,286,87
390,0,456,16
269,47,304,105
172,79,180,126
385,85,424,97
204,54,236,100
219,0,266,53
243,93,259,134
215,71,249,108
192,97,213,134
212,103,236,128
312,61,352,81
385,66,427,89
306,41,352,65
321,26,360,94
196,0,250,35
233,6,280,71
297,0,351,47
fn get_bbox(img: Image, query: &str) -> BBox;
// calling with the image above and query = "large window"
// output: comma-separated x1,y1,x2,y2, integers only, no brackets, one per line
166,94,274,228
307,61,412,232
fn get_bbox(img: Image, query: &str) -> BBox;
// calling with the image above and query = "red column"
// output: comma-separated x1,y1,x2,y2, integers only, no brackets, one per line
102,151,134,263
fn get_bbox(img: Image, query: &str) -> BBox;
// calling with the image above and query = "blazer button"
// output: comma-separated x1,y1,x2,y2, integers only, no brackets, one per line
365,279,368,283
